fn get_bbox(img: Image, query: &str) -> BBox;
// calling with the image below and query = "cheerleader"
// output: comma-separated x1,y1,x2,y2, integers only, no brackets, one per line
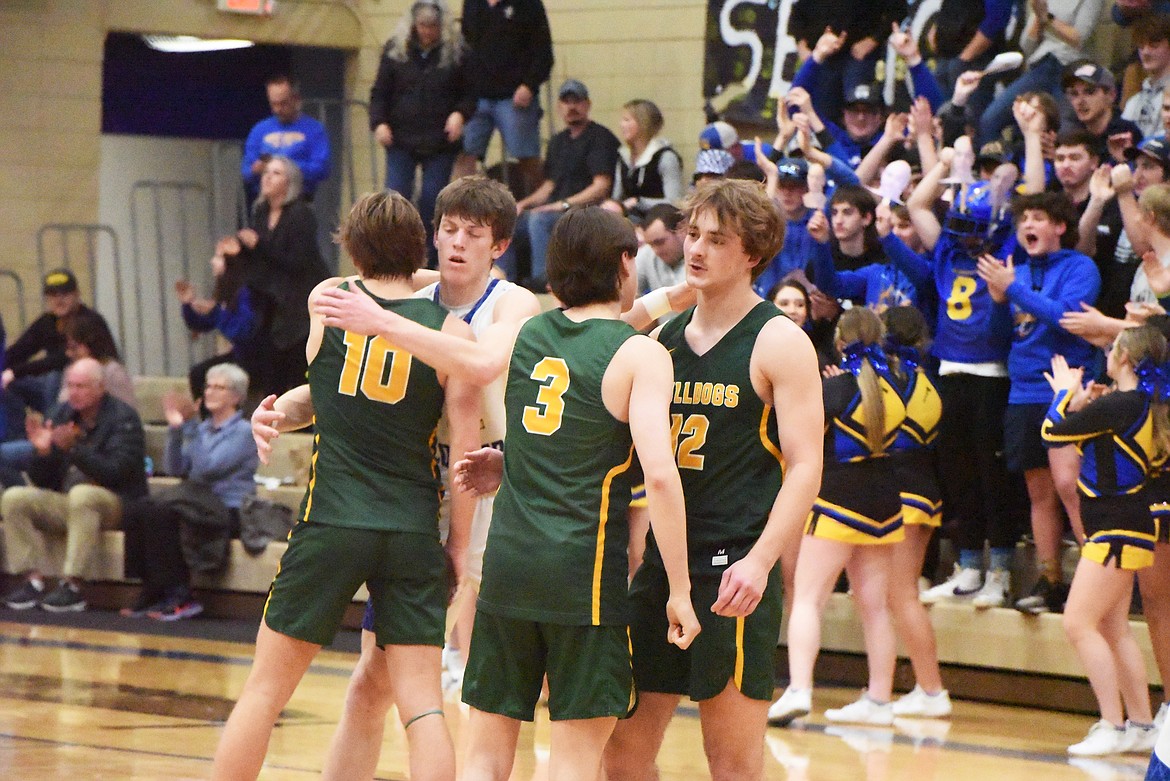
769,307,908,726
1042,325,1168,756
882,306,951,718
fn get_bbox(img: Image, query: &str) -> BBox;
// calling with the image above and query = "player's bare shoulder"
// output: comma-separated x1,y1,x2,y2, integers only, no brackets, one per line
493,284,542,323
750,311,819,393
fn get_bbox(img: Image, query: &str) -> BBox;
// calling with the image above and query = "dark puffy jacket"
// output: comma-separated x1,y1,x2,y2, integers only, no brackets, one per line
369,40,475,157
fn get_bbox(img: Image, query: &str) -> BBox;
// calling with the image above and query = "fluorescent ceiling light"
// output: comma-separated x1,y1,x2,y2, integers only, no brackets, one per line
142,35,254,53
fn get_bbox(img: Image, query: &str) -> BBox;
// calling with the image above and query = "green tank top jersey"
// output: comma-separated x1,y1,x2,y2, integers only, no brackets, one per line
299,280,447,534
647,301,784,574
478,310,639,626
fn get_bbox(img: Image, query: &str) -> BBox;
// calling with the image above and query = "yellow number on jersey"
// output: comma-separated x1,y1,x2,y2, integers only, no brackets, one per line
337,332,412,404
522,357,570,436
946,276,978,321
670,413,710,470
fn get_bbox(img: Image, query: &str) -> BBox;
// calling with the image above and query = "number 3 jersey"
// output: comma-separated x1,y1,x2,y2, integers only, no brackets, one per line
478,309,638,626
645,301,784,575
300,280,447,533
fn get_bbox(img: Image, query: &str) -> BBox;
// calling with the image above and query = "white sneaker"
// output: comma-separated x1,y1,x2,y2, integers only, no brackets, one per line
920,566,982,605
971,570,1010,609
441,645,465,692
1124,720,1158,754
1156,702,1169,729
767,687,811,726
1068,720,1128,756
824,726,894,753
825,693,894,725
891,685,952,718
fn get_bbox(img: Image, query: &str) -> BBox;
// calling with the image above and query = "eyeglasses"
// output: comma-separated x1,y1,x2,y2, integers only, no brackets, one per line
204,382,233,391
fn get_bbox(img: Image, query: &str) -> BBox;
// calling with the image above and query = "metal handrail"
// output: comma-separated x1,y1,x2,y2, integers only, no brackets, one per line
130,181,211,374
0,270,27,333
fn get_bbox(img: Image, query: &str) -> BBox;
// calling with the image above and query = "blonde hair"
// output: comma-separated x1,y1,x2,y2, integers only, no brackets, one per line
837,307,889,455
683,179,785,276
622,99,664,141
1116,324,1170,462
1140,184,1170,239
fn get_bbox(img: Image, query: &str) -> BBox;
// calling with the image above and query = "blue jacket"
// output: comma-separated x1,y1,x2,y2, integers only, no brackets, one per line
165,413,258,510
242,114,332,192
1006,249,1101,404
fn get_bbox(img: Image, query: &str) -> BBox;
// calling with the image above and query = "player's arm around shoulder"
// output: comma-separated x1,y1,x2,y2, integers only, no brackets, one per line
751,314,824,567
440,313,482,585
609,335,700,649
710,315,822,619
305,275,350,365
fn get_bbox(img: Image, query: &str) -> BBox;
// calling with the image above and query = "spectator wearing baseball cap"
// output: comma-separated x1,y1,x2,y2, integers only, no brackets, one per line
752,158,824,299
500,77,621,289
2,269,117,418
1127,136,1170,180
692,148,735,183
976,0,1107,146
1062,59,1144,164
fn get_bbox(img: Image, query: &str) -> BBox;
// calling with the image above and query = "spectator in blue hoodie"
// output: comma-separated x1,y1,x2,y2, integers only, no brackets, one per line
977,191,1101,615
241,75,331,200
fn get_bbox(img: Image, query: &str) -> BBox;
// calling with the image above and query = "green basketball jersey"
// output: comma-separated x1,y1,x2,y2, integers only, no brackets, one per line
299,280,447,534
478,309,638,626
648,301,784,574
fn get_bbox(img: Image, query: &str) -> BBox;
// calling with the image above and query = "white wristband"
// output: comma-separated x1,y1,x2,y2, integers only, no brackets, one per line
642,288,672,320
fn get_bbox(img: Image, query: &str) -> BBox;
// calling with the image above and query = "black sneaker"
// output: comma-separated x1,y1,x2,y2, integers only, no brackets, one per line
40,581,87,613
3,580,45,610
1015,578,1054,615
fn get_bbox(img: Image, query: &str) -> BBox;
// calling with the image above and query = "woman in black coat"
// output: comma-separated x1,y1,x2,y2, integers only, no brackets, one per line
221,155,328,395
370,0,474,264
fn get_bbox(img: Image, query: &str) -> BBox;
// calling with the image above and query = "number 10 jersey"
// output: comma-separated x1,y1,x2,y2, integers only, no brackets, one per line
299,280,447,534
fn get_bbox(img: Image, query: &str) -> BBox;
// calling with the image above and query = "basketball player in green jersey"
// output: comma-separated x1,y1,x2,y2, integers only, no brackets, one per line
319,176,541,780
210,191,481,781
314,207,701,781
605,179,824,781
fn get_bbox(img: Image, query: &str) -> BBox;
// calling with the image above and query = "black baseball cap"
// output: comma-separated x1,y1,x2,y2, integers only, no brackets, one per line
1126,137,1170,166
775,158,810,183
843,83,884,109
43,268,78,295
1062,60,1116,91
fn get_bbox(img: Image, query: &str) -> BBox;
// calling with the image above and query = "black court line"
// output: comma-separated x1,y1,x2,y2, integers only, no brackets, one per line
0,628,1145,775
0,732,406,781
